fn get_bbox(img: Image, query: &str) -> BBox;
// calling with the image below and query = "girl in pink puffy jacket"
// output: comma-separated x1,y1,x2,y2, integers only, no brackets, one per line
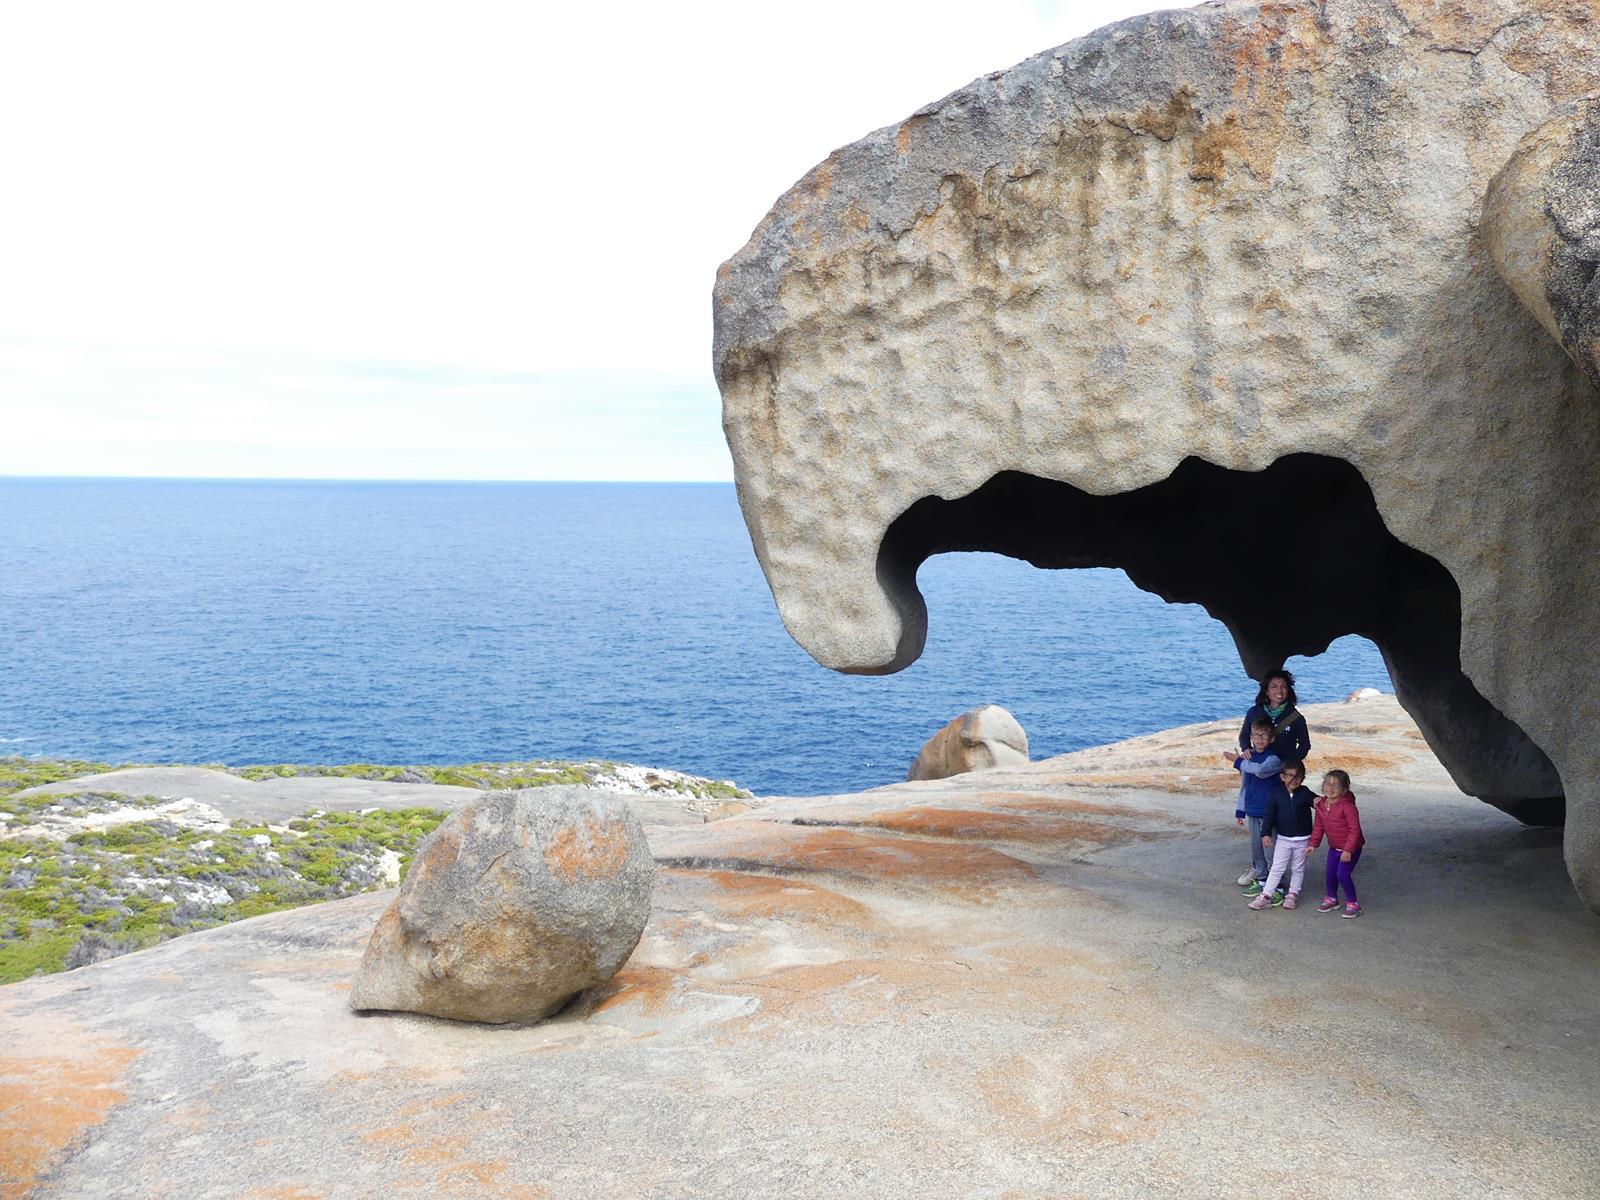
1309,769,1365,918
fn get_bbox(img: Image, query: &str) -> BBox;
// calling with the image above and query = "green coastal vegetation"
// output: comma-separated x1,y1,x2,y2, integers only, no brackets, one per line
0,755,748,984
224,759,747,798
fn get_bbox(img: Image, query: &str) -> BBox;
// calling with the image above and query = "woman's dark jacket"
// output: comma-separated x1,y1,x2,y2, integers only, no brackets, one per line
1239,703,1311,764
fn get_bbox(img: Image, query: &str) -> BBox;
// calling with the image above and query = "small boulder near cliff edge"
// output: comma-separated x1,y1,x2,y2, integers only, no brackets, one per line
350,786,654,1024
908,705,1029,782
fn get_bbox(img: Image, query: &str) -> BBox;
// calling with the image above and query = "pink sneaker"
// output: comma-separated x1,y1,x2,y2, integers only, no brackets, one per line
1247,892,1273,911
1341,902,1362,919
1283,893,1298,910
1317,897,1339,913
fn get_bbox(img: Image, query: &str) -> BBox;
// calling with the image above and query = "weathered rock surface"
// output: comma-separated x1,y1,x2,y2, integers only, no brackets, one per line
350,787,654,1024
1486,96,1600,391
907,704,1029,780
4,699,1598,1198
713,0,1600,908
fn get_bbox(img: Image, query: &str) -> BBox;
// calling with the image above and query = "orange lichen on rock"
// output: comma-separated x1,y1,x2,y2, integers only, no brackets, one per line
357,1133,548,1198
716,934,1119,1035
1109,91,1194,142
687,868,874,926
985,793,1184,823
1189,111,1248,182
0,1032,140,1200
590,963,686,1018
894,114,930,157
541,817,628,883
693,824,1039,896
829,806,1167,847
1040,769,1237,796
407,828,463,888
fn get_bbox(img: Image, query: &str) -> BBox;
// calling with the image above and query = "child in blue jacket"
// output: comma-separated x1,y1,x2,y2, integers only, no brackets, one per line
1223,718,1282,893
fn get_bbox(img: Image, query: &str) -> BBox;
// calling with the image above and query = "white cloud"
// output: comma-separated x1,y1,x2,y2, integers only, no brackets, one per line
0,0,1159,477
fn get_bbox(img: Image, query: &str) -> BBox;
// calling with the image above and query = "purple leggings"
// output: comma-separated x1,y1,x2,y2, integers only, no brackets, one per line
1323,846,1362,903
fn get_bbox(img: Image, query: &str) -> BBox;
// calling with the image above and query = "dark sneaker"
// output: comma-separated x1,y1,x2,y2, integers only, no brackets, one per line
1241,880,1265,897
1270,889,1286,907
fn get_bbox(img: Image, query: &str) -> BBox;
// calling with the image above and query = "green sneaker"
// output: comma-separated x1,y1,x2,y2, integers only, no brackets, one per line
1240,880,1265,897
1270,889,1286,907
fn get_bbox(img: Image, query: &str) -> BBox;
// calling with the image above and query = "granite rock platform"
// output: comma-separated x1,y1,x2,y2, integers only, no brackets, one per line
3,697,1596,1199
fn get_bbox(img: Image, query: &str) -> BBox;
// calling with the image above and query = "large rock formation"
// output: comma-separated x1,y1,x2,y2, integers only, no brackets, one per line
908,705,1030,781
351,788,654,1023
1486,95,1600,392
713,1,1600,908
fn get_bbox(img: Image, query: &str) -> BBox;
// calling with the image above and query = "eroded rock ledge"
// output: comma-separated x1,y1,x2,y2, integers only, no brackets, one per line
713,0,1600,907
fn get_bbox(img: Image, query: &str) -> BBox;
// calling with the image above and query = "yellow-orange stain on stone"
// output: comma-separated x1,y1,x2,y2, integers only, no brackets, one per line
590,963,683,1017
894,114,929,157
543,817,628,883
784,160,836,224
1496,1,1600,97
985,793,1183,823
359,1102,550,1198
409,828,463,888
1298,733,1406,773
1177,2,1333,190
1041,769,1237,796
710,943,1104,1040
1189,112,1246,182
687,868,873,926
703,825,1037,897
0,1035,140,1200
835,806,1167,847
162,1101,212,1134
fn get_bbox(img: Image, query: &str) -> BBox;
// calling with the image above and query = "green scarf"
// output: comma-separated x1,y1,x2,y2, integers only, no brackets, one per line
1265,701,1289,721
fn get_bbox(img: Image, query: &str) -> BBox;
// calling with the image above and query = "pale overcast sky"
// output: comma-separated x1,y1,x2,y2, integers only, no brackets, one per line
3,0,1157,480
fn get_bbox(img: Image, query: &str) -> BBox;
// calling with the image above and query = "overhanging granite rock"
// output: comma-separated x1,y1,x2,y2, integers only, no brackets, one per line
713,0,1600,907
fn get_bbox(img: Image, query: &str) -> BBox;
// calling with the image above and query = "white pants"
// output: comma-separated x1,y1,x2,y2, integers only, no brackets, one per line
1262,835,1310,896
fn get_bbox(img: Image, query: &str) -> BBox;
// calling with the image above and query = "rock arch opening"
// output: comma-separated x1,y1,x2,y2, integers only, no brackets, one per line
877,455,1563,826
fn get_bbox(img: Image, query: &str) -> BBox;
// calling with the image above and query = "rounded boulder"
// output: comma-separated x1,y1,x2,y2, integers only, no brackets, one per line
908,705,1029,782
350,787,654,1024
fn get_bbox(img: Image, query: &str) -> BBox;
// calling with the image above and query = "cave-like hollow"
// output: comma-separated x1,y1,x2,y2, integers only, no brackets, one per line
877,455,1564,827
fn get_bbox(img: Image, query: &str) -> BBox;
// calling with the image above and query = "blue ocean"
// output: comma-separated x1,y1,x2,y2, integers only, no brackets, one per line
0,479,1388,796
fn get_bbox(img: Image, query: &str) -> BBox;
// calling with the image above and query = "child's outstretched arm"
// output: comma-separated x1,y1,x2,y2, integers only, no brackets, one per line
1308,799,1325,850
1238,753,1283,778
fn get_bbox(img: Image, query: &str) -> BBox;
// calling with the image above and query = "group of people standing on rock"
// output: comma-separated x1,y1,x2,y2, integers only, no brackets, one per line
1221,669,1367,917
